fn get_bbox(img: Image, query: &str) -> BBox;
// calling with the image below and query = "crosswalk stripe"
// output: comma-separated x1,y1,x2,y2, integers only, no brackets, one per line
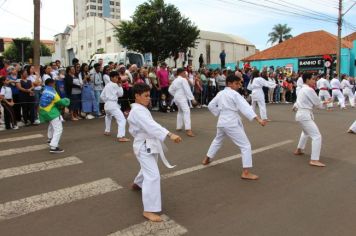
0,156,83,180
108,214,188,236
161,140,294,179
0,178,122,221
0,144,48,157
0,134,44,143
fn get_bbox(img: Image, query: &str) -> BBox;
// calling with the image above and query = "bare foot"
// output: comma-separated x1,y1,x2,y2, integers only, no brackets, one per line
143,212,162,222
309,160,326,167
294,149,304,156
347,129,355,134
131,183,142,191
202,157,212,165
118,137,130,142
186,130,195,137
104,132,111,136
241,171,259,180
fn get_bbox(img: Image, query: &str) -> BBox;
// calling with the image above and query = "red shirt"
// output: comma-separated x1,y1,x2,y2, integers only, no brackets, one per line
157,68,169,88
0,68,7,77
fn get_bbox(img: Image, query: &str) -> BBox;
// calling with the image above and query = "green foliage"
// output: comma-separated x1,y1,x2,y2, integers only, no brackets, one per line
3,37,51,62
267,24,293,45
114,0,200,65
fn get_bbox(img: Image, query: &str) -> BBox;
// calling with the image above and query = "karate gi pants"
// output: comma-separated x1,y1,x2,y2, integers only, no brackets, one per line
207,126,253,168
343,89,355,107
319,90,333,109
332,90,345,108
349,121,356,132
297,120,321,161
134,145,161,212
252,98,268,120
105,108,126,138
175,99,191,130
48,117,63,148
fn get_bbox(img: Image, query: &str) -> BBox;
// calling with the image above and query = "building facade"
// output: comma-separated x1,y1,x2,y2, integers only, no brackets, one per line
242,30,356,77
74,0,121,25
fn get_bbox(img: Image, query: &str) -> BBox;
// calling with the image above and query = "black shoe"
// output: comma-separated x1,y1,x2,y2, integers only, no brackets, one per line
50,147,64,154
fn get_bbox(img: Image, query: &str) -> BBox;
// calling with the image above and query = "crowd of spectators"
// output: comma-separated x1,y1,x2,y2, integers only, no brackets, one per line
1,57,355,132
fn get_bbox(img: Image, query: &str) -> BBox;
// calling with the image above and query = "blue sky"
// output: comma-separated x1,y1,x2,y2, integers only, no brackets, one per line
0,0,355,50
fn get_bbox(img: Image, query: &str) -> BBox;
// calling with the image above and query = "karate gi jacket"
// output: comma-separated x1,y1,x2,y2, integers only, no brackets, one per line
248,77,276,101
128,103,175,168
208,87,257,127
100,81,123,110
295,85,322,121
168,76,194,102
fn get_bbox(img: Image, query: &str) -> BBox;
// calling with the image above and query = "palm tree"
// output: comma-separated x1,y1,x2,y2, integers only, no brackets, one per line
267,24,293,45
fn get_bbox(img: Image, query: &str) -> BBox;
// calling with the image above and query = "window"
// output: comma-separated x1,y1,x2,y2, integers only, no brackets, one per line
98,6,102,10
246,46,249,51
88,42,92,48
90,12,96,16
107,36,111,43
86,5,89,10
116,2,120,6
97,39,102,45
98,0,102,3
111,8,115,12
90,5,96,9
98,13,102,17
90,0,96,2
81,45,84,50
110,1,114,5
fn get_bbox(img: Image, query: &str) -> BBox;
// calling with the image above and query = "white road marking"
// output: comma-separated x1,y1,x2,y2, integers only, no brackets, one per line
108,214,188,236
0,178,122,221
0,144,48,157
0,156,83,180
162,140,294,179
0,134,44,143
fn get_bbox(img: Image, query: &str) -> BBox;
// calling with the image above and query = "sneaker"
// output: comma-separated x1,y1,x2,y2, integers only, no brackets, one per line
34,119,41,125
12,126,19,130
17,121,25,127
50,147,64,154
86,114,95,120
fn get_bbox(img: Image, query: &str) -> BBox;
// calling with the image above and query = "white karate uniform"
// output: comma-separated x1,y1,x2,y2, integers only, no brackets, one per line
296,77,304,96
169,76,194,130
341,79,355,107
317,78,332,109
248,77,276,120
295,85,323,161
100,81,126,138
48,117,63,149
206,87,257,168
128,103,173,212
349,121,356,132
330,78,345,108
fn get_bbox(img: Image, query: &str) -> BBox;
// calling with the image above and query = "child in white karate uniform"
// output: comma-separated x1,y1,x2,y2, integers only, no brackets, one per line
100,71,130,142
202,74,266,180
128,83,182,222
294,73,331,167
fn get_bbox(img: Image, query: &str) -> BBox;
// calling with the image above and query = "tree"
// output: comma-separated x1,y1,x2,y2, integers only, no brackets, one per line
267,24,293,45
114,0,200,66
3,37,51,62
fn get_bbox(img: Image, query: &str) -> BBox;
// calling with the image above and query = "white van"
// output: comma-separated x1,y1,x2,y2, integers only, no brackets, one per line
89,51,145,68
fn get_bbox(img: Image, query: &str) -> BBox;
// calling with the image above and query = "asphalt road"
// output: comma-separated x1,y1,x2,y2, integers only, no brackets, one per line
0,104,355,236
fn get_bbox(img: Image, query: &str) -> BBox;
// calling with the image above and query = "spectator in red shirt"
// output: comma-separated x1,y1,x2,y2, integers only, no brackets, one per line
156,62,169,99
0,60,10,77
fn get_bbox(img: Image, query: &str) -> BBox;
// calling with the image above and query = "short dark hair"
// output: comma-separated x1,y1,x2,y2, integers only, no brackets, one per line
45,78,55,86
133,83,151,96
108,61,114,65
225,74,241,85
72,58,79,65
94,63,100,69
109,71,119,78
176,67,185,75
302,73,313,83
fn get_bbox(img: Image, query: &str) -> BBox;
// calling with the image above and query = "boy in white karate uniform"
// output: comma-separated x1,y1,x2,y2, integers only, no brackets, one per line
247,70,276,121
169,68,197,137
128,83,182,222
317,74,333,110
347,121,356,133
340,74,355,108
202,74,266,180
100,71,130,142
330,75,346,109
294,73,331,167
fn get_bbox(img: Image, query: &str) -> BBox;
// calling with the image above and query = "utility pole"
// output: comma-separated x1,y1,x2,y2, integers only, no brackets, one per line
33,0,40,71
336,0,342,78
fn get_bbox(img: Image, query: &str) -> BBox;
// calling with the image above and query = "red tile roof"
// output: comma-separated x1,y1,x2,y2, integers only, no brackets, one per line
343,32,356,42
243,30,353,62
